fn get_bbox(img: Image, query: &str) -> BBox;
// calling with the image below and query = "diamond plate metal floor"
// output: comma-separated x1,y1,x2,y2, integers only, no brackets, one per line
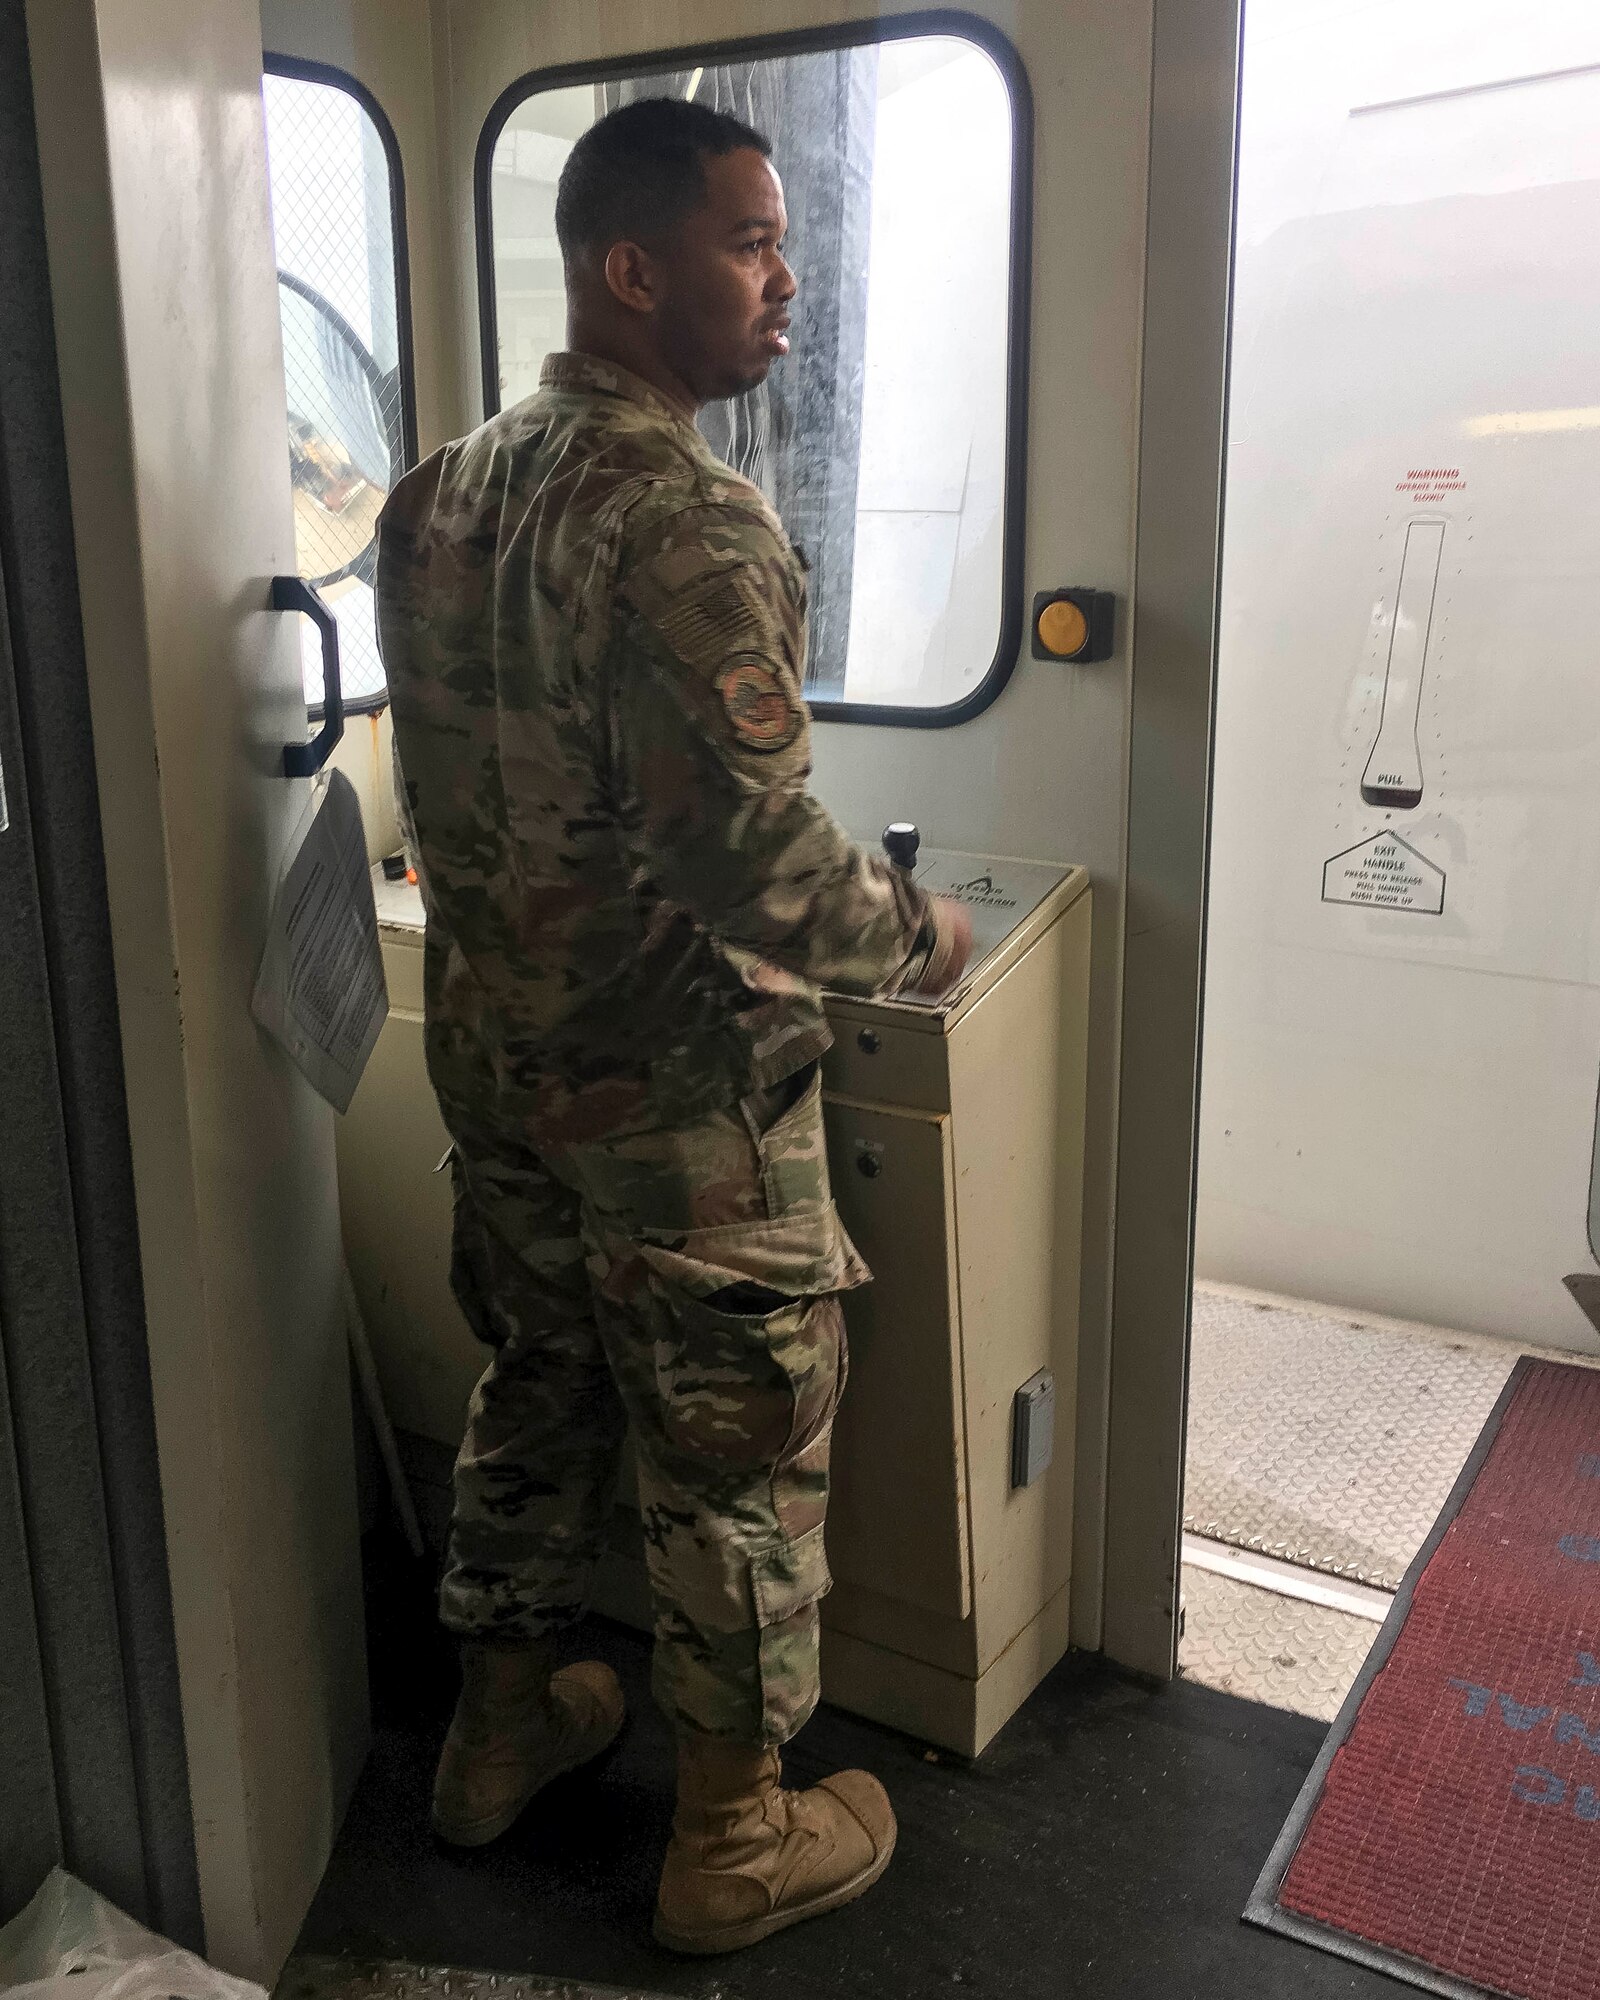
1178,1565,1380,1722
1176,1284,1557,1720
1184,1284,1520,1589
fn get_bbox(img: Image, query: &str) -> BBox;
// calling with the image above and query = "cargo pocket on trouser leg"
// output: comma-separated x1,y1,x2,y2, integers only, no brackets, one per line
610,1205,864,1743
749,1521,833,1743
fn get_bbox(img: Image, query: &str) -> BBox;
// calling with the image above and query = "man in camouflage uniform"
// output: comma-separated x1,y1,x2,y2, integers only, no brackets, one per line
376,97,969,1954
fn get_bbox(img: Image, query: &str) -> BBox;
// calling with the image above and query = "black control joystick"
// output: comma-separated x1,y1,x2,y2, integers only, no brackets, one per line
883,821,920,870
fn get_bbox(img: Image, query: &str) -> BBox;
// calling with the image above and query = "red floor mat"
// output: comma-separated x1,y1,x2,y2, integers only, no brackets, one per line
1248,1357,1600,1999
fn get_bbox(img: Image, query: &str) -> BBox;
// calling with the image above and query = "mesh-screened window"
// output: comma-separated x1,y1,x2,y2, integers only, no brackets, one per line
264,62,413,712
479,27,1027,720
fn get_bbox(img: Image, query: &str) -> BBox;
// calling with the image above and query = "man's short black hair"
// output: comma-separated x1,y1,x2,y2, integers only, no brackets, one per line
555,97,773,264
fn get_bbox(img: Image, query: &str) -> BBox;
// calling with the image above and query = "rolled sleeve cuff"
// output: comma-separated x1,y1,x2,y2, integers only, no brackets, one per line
884,893,962,998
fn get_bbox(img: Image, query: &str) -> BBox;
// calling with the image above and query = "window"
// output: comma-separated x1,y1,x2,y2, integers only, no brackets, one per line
263,59,415,712
477,20,1030,723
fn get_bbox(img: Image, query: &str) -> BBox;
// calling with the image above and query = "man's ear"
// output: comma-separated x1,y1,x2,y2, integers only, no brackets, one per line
603,240,658,317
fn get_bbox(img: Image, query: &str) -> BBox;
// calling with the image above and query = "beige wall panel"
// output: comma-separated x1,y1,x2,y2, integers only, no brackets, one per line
26,0,367,1974
823,1099,970,1620
822,1575,977,1680
821,1577,1071,1758
969,1578,1073,1754
818,1624,982,1756
951,894,1090,1674
341,1002,482,1445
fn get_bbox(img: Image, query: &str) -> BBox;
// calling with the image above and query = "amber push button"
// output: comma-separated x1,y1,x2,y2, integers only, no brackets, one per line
1037,599,1089,657
1031,587,1115,663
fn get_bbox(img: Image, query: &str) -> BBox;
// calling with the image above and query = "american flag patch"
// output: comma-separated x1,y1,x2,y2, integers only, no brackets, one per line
656,574,769,666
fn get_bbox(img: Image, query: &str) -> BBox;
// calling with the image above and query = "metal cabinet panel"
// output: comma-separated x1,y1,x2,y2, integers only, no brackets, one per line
821,1012,949,1113
822,1097,970,1621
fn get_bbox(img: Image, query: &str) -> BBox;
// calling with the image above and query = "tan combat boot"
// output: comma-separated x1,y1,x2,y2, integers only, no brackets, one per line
653,1734,897,1954
430,1638,625,1846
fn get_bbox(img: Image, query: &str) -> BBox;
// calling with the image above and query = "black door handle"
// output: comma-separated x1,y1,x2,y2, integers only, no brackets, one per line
273,575,345,778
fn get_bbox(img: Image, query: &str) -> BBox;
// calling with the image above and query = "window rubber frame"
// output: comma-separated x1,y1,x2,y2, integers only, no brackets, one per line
263,51,420,718
472,8,1034,731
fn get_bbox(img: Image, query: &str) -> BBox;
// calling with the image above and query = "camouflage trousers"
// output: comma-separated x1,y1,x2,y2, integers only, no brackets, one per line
437,1062,865,1745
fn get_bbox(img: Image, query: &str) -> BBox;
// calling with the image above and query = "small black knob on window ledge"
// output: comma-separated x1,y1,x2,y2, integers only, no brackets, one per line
883,822,920,870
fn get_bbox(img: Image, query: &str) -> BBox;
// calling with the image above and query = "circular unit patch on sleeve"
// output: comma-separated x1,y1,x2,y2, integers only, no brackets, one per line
717,657,803,753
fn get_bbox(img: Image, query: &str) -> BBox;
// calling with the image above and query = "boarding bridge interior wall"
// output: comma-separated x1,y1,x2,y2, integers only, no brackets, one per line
1197,1,1600,1355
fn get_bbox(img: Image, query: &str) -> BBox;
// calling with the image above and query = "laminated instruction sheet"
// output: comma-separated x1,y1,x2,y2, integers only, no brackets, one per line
252,769,387,1112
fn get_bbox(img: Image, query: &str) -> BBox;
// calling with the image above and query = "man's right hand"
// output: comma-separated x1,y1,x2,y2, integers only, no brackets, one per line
919,895,974,997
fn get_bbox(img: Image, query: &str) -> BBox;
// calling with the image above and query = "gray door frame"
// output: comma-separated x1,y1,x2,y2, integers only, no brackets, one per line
0,0,200,1940
1099,0,1242,1675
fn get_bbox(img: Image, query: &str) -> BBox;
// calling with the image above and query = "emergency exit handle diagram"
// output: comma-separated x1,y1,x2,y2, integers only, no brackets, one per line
1362,518,1445,809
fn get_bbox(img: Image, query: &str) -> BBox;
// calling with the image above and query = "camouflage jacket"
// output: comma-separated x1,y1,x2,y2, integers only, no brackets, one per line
376,351,948,1146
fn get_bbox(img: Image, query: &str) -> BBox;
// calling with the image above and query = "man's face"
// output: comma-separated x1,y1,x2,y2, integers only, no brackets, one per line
654,148,796,402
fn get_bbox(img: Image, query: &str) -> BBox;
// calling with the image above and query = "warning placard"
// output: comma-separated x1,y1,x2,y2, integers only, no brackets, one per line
1322,831,1445,914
